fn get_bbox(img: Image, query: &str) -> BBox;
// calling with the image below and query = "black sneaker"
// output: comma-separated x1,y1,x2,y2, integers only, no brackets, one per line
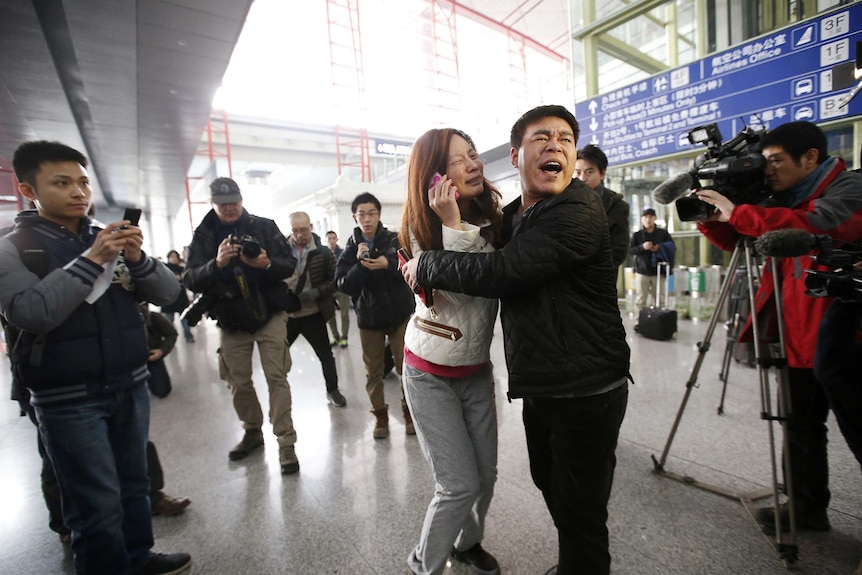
327,389,347,407
132,552,192,575
451,543,500,574
756,503,830,534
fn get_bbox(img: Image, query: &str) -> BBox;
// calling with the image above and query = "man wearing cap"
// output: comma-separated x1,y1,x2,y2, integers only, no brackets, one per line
183,177,301,474
628,208,675,309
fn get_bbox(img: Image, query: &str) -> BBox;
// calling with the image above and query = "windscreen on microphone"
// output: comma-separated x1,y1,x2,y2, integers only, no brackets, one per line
754,229,819,258
652,172,694,205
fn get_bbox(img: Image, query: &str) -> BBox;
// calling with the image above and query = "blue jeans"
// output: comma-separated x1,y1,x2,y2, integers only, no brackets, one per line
523,384,628,575
164,311,193,341
35,384,154,574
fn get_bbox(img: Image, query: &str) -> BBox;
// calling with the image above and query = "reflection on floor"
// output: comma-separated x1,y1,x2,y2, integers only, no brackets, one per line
0,310,860,574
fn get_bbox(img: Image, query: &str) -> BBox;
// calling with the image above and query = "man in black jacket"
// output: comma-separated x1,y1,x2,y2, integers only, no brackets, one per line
574,144,630,267
286,212,345,407
401,105,630,575
628,208,675,309
335,192,415,439
183,178,300,474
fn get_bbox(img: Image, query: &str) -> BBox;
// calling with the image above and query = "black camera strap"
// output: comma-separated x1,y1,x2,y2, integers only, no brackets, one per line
295,263,309,294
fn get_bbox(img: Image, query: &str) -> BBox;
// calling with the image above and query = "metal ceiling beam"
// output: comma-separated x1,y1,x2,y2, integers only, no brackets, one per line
596,35,666,75
572,0,670,40
33,0,117,205
444,0,568,62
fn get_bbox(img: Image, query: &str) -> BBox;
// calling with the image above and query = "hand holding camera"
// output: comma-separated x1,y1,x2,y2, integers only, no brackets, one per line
216,235,269,269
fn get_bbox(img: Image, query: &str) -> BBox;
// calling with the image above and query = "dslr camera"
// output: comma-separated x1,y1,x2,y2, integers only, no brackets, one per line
230,234,262,259
675,123,771,221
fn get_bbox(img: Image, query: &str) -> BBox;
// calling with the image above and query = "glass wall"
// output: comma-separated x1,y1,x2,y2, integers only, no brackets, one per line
576,0,862,271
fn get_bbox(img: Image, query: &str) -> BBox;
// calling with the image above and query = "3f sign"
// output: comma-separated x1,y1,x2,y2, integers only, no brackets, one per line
822,11,849,40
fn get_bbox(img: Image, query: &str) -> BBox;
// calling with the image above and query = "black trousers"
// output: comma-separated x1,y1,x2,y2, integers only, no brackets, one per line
523,384,628,575
784,367,831,511
147,358,172,398
815,300,862,468
287,312,339,392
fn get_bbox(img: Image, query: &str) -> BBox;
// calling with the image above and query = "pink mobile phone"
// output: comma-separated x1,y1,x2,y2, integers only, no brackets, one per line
428,173,459,199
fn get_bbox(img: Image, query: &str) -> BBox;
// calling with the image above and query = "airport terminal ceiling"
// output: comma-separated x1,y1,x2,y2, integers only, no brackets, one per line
0,0,573,223
1,0,859,226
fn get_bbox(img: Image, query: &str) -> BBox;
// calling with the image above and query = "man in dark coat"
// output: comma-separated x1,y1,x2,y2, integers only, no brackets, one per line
183,177,300,474
628,208,675,309
574,144,630,267
401,105,630,575
286,212,345,407
335,192,415,439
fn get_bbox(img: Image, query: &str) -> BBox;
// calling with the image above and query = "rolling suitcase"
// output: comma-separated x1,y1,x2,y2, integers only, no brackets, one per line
637,262,677,341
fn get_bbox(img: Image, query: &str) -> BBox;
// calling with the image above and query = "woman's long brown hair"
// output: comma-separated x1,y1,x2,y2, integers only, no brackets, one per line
399,128,502,255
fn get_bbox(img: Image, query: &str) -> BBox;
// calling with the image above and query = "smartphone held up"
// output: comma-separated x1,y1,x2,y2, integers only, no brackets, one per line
122,208,142,228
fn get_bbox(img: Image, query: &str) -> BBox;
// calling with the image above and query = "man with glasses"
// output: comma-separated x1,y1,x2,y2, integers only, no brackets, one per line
286,212,345,407
335,193,415,439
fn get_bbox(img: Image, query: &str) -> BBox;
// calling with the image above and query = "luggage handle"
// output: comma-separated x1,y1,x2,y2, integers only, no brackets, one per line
656,262,671,309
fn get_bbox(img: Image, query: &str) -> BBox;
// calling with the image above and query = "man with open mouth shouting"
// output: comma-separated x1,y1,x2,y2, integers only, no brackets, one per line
400,105,631,575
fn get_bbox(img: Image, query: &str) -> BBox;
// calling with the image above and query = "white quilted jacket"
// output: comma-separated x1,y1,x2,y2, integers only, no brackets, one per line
404,222,498,367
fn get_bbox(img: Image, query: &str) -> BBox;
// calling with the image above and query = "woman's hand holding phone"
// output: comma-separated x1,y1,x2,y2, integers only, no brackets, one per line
428,173,461,229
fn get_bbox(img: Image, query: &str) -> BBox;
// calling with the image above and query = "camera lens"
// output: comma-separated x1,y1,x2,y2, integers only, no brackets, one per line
241,242,261,259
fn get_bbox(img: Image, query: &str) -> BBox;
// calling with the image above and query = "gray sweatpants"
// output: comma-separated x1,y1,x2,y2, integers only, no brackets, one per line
404,363,498,575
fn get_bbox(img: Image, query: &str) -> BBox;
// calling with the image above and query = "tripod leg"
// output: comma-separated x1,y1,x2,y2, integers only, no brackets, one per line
744,247,798,562
653,245,742,471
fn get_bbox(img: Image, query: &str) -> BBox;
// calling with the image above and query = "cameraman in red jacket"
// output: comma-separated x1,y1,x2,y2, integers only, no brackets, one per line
696,121,862,533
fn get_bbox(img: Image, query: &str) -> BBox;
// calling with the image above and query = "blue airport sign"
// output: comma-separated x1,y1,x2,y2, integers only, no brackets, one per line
575,4,862,165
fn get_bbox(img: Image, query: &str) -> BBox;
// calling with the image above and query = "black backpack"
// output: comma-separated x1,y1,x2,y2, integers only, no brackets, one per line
0,229,50,409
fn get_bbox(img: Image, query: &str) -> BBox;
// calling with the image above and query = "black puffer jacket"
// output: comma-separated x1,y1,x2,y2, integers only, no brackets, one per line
597,183,631,267
416,179,630,398
183,209,295,332
335,224,414,330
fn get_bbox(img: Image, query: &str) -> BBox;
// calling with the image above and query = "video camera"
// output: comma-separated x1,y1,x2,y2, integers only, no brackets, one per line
667,123,770,221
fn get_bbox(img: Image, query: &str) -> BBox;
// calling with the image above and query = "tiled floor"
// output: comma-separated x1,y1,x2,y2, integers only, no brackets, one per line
1,310,860,574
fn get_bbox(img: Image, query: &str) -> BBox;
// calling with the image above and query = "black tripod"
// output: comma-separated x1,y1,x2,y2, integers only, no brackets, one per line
650,236,799,566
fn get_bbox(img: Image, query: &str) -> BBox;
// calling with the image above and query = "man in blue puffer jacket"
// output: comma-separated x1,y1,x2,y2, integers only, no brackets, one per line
0,141,190,575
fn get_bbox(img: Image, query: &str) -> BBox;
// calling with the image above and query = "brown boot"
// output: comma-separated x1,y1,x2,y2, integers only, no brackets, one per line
372,408,390,439
228,429,264,460
403,405,416,435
